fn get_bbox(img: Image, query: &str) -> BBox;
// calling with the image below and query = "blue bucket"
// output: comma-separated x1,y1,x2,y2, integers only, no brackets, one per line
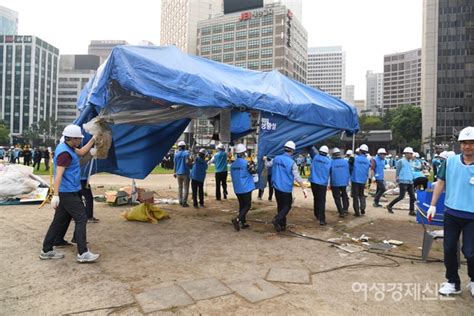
416,189,445,227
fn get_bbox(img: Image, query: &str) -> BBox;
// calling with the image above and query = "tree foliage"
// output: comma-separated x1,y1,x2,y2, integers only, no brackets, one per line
389,105,422,151
359,115,384,131
0,120,9,144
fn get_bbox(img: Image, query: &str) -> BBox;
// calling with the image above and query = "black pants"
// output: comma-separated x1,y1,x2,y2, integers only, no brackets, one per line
215,171,228,200
444,213,474,289
191,179,204,206
43,192,88,255
80,180,94,219
414,177,428,190
387,183,415,211
299,165,305,176
274,189,293,227
311,183,327,222
374,180,386,205
33,159,41,170
331,186,349,215
236,191,252,222
351,182,366,215
258,175,273,200
44,159,49,170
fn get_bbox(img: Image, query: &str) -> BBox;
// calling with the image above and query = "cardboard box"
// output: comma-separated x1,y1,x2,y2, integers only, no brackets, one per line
138,191,154,204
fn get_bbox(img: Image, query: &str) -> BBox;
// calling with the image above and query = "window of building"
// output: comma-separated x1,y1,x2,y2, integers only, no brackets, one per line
224,22,235,32
212,34,222,43
236,31,247,40
201,46,210,54
211,55,222,62
262,15,273,25
212,24,223,33
261,48,273,58
249,19,260,28
223,33,234,42
248,50,259,59
261,37,273,47
248,61,259,70
261,27,273,36
201,26,211,35
235,51,246,61
235,62,245,68
235,41,246,50
201,36,211,45
223,53,234,62
248,39,259,49
223,43,234,51
248,29,260,38
236,20,247,30
212,45,222,53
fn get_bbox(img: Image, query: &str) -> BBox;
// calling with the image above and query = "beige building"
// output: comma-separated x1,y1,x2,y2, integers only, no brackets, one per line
88,40,128,63
307,46,346,99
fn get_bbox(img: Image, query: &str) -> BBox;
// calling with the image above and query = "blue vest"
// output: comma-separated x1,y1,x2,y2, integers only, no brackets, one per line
214,150,227,173
272,153,295,193
373,155,386,181
191,156,208,182
309,154,331,185
53,142,81,192
397,158,414,184
230,157,255,194
351,154,370,184
174,150,190,175
445,155,474,213
330,158,350,187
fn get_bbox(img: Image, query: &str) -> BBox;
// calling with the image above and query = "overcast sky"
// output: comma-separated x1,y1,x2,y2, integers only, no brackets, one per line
2,0,422,99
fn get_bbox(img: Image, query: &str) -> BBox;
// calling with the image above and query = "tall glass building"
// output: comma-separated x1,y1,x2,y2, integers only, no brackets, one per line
0,6,18,35
0,35,59,140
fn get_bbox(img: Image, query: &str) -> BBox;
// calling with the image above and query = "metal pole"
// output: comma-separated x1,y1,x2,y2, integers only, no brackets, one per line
352,133,355,152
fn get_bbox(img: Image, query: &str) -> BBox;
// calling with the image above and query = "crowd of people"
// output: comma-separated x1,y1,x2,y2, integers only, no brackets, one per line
0,145,51,170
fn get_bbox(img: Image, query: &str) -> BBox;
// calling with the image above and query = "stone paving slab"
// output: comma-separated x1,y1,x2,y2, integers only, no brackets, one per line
135,284,194,313
227,278,286,303
178,277,233,301
265,267,311,284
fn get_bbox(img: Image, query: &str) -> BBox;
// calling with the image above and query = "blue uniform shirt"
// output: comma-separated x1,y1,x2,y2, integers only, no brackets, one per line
330,157,350,187
309,154,331,185
351,154,370,184
214,150,228,173
272,153,295,193
230,157,255,194
174,150,190,175
191,156,208,182
54,142,81,192
372,155,385,181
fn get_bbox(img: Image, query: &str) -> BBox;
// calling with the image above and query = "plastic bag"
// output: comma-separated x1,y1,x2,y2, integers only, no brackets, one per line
0,164,41,197
122,203,170,224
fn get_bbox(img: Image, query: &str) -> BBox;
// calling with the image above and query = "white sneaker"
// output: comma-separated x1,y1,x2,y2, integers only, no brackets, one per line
76,251,100,263
439,282,461,296
39,250,65,260
467,282,474,297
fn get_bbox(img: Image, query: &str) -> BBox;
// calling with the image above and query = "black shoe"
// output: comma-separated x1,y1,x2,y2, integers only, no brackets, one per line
193,203,199,208
387,206,394,214
320,221,327,226
354,213,361,217
216,198,221,201
339,213,345,218
272,218,283,232
231,218,241,231
54,240,73,247
343,210,349,215
361,209,365,215
241,222,250,229
182,203,189,207
268,198,272,201
409,210,416,216
199,203,204,207
224,194,227,200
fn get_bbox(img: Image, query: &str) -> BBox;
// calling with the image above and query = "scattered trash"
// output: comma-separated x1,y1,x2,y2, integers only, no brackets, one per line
387,240,404,246
327,237,342,243
155,198,179,205
122,203,170,224
93,195,106,202
368,243,393,251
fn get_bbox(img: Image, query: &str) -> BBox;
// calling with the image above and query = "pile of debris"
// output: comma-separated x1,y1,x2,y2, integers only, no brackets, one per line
104,185,154,206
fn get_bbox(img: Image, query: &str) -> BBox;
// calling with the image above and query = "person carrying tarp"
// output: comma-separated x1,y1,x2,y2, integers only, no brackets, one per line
174,141,191,207
309,145,331,226
208,143,229,200
191,148,208,208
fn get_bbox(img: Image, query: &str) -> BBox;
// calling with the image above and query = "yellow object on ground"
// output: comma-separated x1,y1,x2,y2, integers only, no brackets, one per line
122,203,170,224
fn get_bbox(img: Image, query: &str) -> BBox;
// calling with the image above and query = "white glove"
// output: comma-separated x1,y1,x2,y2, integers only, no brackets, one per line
51,195,60,209
90,148,97,157
262,156,267,161
427,206,436,221
302,188,308,198
371,176,376,181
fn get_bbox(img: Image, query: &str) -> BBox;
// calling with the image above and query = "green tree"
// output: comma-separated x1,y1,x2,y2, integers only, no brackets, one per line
359,115,384,131
389,105,421,151
0,121,9,144
21,122,41,145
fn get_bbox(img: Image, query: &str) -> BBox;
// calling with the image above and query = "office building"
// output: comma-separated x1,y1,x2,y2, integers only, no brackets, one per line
0,6,18,35
366,71,383,116
354,100,366,114
266,0,302,21
88,40,128,63
307,46,346,99
343,85,354,105
382,48,421,113
0,35,59,140
421,0,474,149
57,55,100,129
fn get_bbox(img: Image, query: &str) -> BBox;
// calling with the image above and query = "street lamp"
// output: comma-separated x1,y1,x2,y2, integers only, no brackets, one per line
443,106,460,142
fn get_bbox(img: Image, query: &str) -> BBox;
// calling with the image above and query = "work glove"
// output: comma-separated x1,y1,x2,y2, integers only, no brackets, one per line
51,195,60,209
371,176,376,182
427,206,436,221
90,148,97,157
302,188,308,198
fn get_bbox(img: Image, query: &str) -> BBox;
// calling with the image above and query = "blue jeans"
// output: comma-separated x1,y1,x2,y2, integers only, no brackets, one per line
444,213,474,289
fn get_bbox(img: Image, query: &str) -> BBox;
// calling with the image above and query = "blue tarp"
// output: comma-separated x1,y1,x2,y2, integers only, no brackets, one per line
77,45,359,179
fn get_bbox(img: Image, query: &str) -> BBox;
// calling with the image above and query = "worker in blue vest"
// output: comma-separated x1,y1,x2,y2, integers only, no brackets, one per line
309,145,331,225
191,148,208,208
386,147,416,216
432,153,442,180
428,126,474,296
40,124,99,263
230,144,256,231
209,143,229,200
371,148,387,207
350,144,370,216
264,141,307,232
330,148,350,218
174,141,191,207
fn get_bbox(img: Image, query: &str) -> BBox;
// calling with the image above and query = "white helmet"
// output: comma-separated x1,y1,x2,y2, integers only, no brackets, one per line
217,143,225,150
359,144,369,152
178,141,186,147
414,152,420,158
235,144,246,154
199,148,207,154
439,151,449,159
332,147,341,154
458,126,474,141
319,145,329,154
355,147,360,153
62,124,84,138
377,148,387,155
284,141,296,151
403,147,414,154
346,149,353,155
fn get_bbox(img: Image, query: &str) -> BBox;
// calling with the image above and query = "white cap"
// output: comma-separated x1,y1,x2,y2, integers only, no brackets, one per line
359,144,369,152
178,141,186,147
403,147,414,154
332,147,341,154
346,149,353,155
458,126,474,141
284,141,296,151
235,143,246,154
377,148,387,154
414,152,420,158
199,148,207,154
62,124,84,138
319,145,329,154
217,143,225,149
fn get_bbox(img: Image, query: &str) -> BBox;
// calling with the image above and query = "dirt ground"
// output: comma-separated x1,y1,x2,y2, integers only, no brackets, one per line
1,172,473,315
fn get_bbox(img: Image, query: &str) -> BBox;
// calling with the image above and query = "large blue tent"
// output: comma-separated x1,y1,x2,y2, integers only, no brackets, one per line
77,45,359,179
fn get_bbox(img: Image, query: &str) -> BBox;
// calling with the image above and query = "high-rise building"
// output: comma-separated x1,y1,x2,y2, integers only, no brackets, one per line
421,0,473,150
343,85,354,106
160,0,222,54
0,35,59,140
307,46,346,99
354,100,366,114
88,40,128,63
366,70,383,116
382,48,421,113
57,55,100,129
0,6,18,35
265,0,302,21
